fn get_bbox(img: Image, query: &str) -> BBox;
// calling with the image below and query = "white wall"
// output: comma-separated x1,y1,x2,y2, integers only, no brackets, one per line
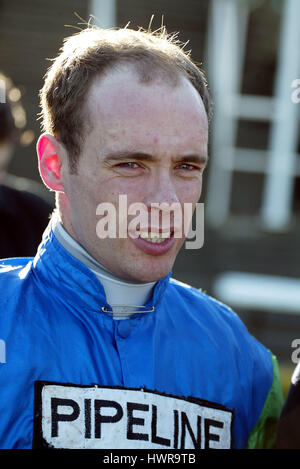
89,0,116,28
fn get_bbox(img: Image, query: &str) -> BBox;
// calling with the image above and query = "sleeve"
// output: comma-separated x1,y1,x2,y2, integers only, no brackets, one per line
275,362,300,449
246,353,284,449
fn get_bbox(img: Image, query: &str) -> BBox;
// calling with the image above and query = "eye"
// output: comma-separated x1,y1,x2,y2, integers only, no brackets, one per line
176,163,202,172
117,162,141,169
177,163,196,170
175,163,206,177
113,161,145,176
115,161,141,171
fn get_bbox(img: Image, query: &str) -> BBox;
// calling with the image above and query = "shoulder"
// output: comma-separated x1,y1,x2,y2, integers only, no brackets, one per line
166,277,280,436
167,277,242,324
0,258,33,291
166,277,271,361
0,258,34,329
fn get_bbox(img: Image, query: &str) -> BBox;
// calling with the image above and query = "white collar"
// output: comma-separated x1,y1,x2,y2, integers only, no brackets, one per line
51,214,156,320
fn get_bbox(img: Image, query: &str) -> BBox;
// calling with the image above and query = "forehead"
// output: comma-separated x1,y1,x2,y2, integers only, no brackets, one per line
85,65,208,152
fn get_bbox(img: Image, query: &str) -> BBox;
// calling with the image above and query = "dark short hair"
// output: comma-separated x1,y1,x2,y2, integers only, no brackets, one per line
40,26,212,173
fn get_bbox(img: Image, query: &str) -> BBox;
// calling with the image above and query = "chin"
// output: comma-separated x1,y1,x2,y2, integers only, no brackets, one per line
127,261,174,284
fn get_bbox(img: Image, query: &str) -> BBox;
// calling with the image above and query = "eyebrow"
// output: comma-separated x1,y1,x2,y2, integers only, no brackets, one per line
103,151,208,165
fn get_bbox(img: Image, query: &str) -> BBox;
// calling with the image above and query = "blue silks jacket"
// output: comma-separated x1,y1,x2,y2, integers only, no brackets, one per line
0,223,283,449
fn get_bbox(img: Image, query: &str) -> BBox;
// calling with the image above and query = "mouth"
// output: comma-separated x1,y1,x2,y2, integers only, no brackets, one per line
128,228,177,255
138,230,173,244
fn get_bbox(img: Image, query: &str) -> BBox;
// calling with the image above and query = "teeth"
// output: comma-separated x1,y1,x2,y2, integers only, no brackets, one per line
139,231,171,243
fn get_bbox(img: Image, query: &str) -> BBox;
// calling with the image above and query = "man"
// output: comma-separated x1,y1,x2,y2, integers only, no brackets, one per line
0,26,283,449
0,72,53,258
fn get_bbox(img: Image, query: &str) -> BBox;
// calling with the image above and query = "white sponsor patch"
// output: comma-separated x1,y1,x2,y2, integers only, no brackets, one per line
33,381,233,449
0,339,5,363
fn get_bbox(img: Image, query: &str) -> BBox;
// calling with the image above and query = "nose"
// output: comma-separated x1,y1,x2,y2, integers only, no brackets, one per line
144,170,180,207
142,171,181,233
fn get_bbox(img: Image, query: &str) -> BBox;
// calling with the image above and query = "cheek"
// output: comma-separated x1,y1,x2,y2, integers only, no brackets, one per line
178,178,203,205
71,174,108,208
66,180,105,238
110,178,146,201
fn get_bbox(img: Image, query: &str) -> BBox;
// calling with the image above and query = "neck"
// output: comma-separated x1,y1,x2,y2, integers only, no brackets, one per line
51,213,156,320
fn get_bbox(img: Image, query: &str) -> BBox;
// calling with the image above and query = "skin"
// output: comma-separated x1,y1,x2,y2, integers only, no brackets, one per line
37,64,208,283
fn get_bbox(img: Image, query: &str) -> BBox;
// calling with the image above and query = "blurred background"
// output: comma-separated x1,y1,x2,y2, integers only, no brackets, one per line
0,0,299,393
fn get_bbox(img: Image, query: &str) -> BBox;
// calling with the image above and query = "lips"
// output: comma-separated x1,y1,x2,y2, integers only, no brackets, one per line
128,229,176,255
138,230,172,243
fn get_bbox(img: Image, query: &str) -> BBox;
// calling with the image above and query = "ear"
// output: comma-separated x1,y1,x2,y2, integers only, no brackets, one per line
36,133,65,192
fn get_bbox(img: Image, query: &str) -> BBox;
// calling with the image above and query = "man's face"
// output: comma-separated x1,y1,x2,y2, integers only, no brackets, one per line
61,65,208,283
